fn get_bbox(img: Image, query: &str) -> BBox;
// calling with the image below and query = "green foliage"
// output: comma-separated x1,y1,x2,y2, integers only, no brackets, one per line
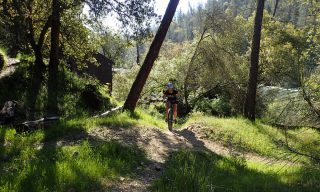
0,48,7,70
194,97,231,116
0,61,115,119
260,12,307,87
61,7,100,67
96,31,132,68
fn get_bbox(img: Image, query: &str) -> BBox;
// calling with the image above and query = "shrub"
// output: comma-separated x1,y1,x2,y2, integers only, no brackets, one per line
194,97,231,116
0,61,115,119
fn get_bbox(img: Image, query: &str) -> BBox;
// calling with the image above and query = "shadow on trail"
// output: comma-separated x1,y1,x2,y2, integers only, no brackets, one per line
174,129,205,149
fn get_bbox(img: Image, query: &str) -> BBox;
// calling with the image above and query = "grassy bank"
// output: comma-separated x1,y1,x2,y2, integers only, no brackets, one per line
0,109,167,192
0,113,153,191
184,112,320,163
1,110,319,191
0,137,146,191
152,150,320,192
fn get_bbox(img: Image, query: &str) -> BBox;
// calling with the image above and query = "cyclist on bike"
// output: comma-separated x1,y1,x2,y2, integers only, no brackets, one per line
163,82,178,123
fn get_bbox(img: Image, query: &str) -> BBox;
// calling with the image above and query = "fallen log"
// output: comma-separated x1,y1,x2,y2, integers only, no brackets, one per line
15,116,60,133
94,106,122,118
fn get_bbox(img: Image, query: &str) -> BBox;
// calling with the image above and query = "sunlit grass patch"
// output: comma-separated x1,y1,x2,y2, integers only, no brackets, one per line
152,150,319,192
0,109,165,191
35,108,167,141
0,140,146,192
184,112,320,163
91,109,166,129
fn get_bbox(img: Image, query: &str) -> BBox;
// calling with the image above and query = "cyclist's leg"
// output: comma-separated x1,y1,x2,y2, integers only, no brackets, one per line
165,101,169,121
173,103,177,120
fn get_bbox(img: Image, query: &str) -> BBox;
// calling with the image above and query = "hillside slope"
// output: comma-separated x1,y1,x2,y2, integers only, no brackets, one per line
1,111,319,191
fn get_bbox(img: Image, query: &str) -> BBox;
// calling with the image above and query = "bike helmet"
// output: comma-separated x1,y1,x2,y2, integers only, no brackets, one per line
167,82,174,89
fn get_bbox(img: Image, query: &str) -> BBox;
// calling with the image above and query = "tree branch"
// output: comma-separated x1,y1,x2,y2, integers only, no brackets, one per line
38,15,52,48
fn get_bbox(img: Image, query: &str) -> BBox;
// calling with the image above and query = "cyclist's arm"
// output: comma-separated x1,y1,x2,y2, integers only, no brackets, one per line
163,90,168,101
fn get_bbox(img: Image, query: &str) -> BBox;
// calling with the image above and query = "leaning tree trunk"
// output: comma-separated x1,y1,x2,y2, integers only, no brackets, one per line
47,0,61,116
123,0,180,111
244,0,265,121
136,41,140,65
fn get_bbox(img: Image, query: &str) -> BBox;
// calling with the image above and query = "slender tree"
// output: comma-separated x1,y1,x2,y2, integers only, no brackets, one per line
47,0,61,116
273,0,280,17
123,0,180,111
244,0,265,121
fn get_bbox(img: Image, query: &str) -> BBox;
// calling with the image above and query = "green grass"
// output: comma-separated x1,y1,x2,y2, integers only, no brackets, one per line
184,112,320,163
0,109,167,191
93,109,167,129
152,150,320,192
0,127,147,192
2,110,319,191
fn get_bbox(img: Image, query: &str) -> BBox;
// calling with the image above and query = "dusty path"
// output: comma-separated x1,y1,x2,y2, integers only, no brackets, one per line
83,124,295,192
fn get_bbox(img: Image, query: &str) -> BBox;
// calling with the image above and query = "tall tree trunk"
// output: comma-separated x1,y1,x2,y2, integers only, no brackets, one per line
136,41,140,65
27,46,46,119
123,0,180,111
25,6,51,119
47,0,61,116
244,0,265,121
272,0,280,17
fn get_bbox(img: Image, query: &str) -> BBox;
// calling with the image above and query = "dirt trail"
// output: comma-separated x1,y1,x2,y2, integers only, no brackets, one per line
85,124,294,192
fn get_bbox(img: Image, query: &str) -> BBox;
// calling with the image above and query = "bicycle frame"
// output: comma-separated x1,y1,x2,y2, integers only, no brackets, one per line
167,101,174,131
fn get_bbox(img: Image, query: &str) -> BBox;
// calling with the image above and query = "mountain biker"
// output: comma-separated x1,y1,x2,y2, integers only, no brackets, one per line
163,82,178,123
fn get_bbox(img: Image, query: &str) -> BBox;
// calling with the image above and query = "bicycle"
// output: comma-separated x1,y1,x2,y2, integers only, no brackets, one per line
166,101,174,131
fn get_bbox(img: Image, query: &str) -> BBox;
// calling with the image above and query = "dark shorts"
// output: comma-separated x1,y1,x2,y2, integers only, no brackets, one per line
167,100,178,104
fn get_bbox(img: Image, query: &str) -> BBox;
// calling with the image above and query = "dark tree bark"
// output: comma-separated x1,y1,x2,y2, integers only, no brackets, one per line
136,41,141,65
123,0,180,111
25,4,52,119
244,0,265,121
273,0,280,17
47,0,61,116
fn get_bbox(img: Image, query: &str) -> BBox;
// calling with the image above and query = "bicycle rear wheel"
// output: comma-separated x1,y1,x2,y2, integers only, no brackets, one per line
167,108,173,131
